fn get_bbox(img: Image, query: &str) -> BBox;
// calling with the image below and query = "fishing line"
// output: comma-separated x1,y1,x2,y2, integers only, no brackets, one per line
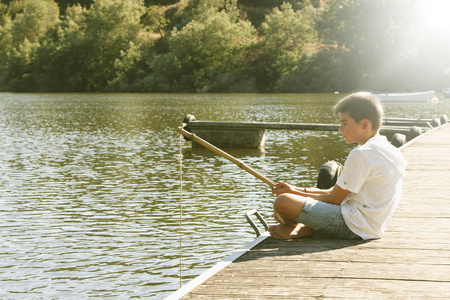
176,122,274,289
178,132,183,288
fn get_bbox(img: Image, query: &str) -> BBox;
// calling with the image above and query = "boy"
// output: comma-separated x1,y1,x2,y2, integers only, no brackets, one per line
269,92,408,240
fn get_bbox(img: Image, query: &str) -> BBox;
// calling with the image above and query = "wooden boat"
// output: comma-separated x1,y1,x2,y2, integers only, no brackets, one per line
373,90,435,102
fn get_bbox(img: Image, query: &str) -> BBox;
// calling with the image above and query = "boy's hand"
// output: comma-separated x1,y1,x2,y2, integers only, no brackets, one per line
272,182,294,196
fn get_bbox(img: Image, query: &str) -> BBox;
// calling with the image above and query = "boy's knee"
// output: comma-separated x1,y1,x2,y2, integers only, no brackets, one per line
273,194,292,211
273,194,305,219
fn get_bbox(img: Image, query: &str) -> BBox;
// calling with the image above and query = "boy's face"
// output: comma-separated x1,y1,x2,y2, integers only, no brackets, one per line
338,112,365,144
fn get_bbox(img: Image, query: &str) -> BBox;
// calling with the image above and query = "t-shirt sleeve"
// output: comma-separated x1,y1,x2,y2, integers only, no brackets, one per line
336,149,372,193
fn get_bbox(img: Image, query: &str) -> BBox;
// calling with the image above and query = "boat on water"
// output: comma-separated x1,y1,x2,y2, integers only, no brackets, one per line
443,88,450,98
373,90,435,102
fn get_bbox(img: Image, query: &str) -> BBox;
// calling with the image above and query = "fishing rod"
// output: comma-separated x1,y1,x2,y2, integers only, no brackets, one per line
176,124,276,187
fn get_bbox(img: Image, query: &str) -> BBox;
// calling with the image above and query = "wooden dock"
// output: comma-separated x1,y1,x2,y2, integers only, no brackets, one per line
168,123,450,299
186,118,441,148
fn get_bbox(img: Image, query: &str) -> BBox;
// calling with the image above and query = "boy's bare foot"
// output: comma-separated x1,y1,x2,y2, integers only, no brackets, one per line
268,223,314,240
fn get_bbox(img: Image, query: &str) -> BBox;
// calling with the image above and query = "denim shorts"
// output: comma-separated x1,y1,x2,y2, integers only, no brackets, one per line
295,198,362,239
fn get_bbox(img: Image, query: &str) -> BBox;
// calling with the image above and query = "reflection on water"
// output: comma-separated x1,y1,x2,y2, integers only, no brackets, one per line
0,92,447,298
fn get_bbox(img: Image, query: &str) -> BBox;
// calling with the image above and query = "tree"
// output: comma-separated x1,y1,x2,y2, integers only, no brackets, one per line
255,2,318,92
140,5,168,39
81,0,145,91
38,0,146,92
148,4,257,92
9,0,60,45
318,0,422,91
0,0,60,90
277,48,360,93
0,3,12,87
32,4,89,91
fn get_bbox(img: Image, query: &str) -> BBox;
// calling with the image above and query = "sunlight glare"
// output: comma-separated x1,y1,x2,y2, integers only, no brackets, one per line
417,0,450,39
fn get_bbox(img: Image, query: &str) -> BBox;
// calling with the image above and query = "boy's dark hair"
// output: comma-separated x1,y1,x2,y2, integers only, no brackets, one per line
334,92,383,130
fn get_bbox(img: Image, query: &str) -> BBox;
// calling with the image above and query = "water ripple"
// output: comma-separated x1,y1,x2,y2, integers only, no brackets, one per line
1,92,447,298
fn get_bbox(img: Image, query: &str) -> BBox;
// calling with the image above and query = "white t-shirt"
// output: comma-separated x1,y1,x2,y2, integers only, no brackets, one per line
337,134,408,240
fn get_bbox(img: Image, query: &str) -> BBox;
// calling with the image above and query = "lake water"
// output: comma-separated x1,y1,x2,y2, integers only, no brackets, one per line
0,92,447,299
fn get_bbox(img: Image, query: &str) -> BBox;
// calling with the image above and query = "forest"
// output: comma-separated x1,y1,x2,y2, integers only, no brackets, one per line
0,0,449,93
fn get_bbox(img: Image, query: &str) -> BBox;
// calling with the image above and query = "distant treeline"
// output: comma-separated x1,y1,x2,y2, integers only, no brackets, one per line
0,0,448,93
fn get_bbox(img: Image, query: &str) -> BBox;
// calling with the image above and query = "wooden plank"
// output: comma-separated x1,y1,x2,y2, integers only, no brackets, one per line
218,262,450,280
185,280,450,299
233,240,450,266
189,121,342,131
189,120,426,136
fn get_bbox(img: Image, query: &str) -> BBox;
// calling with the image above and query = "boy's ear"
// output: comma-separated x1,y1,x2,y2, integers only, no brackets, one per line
361,119,371,130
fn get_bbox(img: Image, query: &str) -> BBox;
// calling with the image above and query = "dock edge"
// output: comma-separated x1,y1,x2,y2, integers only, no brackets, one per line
165,233,270,300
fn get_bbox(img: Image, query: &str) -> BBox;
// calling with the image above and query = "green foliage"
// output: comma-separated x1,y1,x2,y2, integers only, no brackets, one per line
318,0,423,91
10,0,60,45
0,5,12,87
31,5,88,91
81,0,145,91
277,48,363,92
165,7,257,91
5,39,39,90
0,0,449,92
0,0,60,90
141,5,168,38
255,2,318,92
2,0,145,91
111,1,257,92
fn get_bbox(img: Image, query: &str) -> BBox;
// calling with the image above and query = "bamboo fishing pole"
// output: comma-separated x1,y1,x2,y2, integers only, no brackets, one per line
177,125,276,187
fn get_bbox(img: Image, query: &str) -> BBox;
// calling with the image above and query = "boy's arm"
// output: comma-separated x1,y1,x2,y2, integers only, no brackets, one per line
304,187,332,194
311,184,349,205
272,183,348,205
